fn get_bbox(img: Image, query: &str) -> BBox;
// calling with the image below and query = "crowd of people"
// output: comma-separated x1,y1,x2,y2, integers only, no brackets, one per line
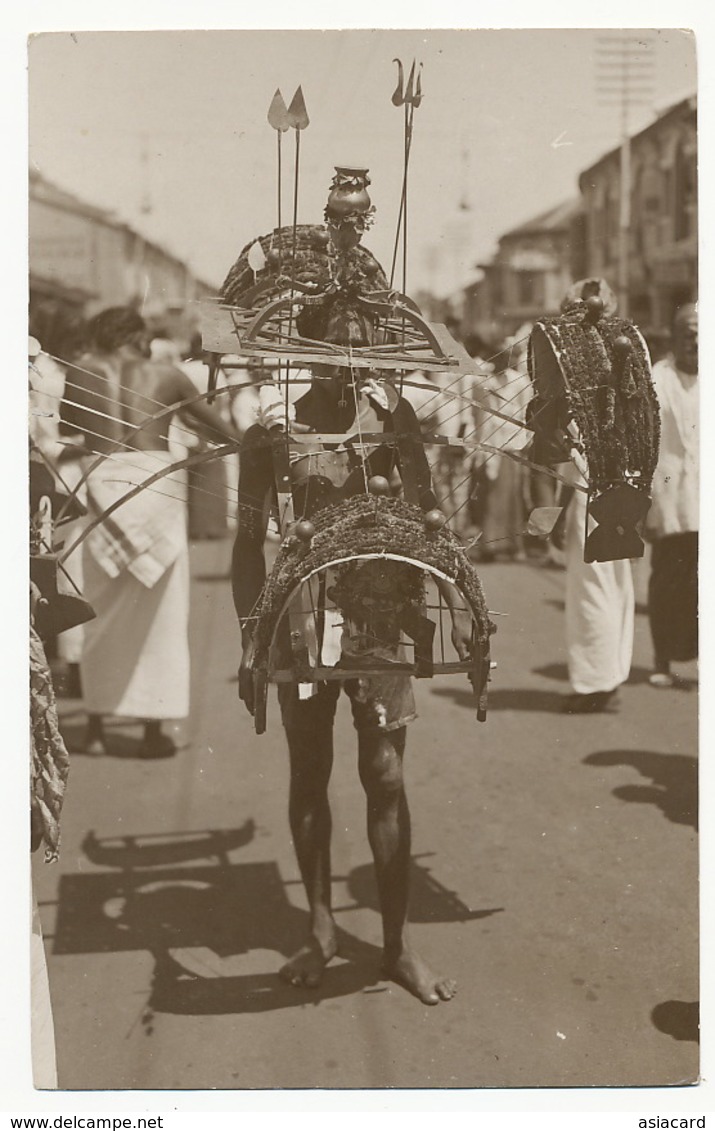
28,288,698,767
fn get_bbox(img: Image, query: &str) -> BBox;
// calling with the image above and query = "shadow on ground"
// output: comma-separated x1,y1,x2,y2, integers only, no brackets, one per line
346,856,503,924
57,716,187,759
430,685,563,713
47,828,489,1016
532,662,697,692
651,1000,699,1043
583,749,698,829
539,600,648,618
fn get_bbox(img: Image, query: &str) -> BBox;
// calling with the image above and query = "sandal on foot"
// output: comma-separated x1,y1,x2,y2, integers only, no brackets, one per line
136,733,177,759
649,672,675,688
562,689,620,714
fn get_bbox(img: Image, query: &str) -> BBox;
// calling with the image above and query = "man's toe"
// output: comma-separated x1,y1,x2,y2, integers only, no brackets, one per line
436,980,456,1000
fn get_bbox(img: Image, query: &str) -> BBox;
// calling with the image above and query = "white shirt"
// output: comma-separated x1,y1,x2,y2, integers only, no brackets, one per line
648,356,698,536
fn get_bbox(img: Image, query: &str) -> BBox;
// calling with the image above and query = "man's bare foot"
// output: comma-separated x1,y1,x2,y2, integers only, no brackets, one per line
279,929,338,989
383,946,456,1005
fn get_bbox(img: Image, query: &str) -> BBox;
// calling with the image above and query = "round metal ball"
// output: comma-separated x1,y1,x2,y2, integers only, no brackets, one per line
363,258,379,276
585,295,605,323
368,475,391,496
294,520,315,543
265,248,281,268
613,335,632,361
424,509,447,532
312,228,330,248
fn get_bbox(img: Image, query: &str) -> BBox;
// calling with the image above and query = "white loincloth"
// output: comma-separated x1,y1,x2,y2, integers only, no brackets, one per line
564,463,634,695
80,451,190,719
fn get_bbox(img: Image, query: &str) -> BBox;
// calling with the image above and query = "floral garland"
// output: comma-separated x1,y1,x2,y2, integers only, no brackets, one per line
529,304,660,494
250,494,495,672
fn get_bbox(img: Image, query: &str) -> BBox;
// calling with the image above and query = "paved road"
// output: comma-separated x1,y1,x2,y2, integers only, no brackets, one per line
35,538,698,1091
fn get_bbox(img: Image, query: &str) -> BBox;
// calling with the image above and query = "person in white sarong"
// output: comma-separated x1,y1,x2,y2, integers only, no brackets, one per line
62,306,239,757
556,451,634,712
551,279,635,713
80,451,190,723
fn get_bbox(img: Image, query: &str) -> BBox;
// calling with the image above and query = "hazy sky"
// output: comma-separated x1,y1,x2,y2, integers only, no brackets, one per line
28,28,695,298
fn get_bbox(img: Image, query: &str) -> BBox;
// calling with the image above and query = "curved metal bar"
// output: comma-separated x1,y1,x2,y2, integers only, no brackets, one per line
361,287,422,314
264,551,472,672
54,378,269,525
355,296,446,357
243,295,341,353
57,442,238,565
478,444,587,494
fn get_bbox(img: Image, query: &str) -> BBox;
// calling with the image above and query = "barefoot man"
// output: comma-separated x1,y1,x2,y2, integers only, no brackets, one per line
231,363,472,1004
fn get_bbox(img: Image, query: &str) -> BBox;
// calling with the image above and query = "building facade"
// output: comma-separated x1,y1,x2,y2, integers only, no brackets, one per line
578,96,697,350
461,198,585,347
29,170,216,354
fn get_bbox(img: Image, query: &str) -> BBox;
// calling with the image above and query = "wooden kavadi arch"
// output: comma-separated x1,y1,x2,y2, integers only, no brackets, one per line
246,494,496,734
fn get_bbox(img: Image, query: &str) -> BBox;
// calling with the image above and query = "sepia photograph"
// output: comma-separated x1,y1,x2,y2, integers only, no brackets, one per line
22,14,701,1101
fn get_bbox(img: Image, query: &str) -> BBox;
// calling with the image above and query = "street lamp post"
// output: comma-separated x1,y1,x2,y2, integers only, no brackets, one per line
595,33,655,318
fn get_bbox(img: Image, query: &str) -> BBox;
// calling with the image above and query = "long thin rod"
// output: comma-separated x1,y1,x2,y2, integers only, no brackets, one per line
276,128,284,406
277,130,283,269
402,100,410,300
389,127,409,287
285,126,301,421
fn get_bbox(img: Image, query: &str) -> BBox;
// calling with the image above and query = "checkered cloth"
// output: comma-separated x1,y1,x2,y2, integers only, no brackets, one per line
84,451,188,588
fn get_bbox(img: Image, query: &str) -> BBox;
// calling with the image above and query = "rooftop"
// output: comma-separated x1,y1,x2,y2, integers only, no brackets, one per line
500,197,583,241
579,94,697,184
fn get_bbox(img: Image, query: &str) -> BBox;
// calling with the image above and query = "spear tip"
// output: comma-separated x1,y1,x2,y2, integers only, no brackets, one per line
287,85,310,129
268,88,290,131
404,59,416,103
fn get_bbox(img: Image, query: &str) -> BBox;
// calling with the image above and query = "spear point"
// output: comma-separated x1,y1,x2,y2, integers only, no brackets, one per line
267,88,290,131
247,240,267,274
413,63,423,107
404,60,416,105
287,86,310,130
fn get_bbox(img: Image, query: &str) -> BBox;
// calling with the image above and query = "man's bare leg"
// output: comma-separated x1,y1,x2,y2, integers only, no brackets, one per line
358,728,456,1005
280,725,338,988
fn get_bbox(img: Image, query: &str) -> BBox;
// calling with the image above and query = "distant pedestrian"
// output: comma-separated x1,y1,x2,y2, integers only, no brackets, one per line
476,329,532,562
646,303,698,687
